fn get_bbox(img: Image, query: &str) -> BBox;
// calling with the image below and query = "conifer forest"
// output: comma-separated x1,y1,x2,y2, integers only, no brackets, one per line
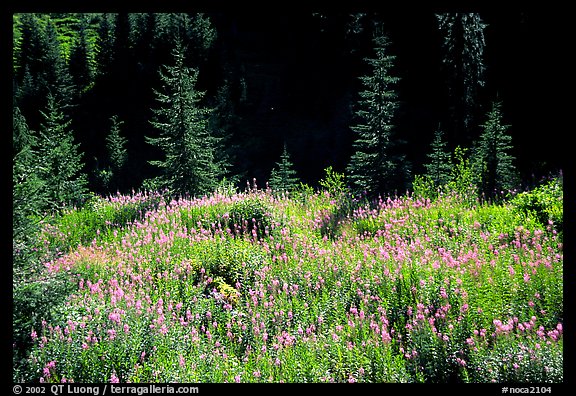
12,10,564,385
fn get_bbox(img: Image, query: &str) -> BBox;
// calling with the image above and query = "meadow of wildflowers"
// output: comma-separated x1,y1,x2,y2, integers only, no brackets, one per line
19,180,563,383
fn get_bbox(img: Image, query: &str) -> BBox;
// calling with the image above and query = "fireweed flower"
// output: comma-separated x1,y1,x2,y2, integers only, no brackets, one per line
110,371,120,383
27,189,562,382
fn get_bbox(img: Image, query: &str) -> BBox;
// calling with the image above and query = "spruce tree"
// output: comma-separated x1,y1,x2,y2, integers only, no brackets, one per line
14,14,45,125
209,81,240,180
269,143,299,194
131,13,157,65
13,106,47,247
40,18,75,111
346,33,408,196
436,13,487,145
14,14,43,84
105,115,128,192
69,15,95,95
15,15,75,125
471,101,519,199
424,127,452,187
37,94,88,210
146,44,220,197
95,13,116,77
153,13,216,65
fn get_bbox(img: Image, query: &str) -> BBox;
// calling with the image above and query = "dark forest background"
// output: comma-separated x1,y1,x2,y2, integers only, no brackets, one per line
11,10,563,197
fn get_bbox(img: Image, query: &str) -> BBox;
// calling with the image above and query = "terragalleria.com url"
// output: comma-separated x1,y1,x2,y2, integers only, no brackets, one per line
48,384,199,395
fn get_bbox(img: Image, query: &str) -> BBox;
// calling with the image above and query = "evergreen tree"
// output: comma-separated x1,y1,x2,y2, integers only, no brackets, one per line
15,15,75,125
14,14,45,124
145,45,221,197
424,127,452,187
153,13,216,65
188,13,217,62
471,101,519,199
13,106,47,248
105,115,128,192
269,143,299,194
111,13,133,74
131,13,157,66
37,94,88,210
436,13,487,145
40,18,75,111
95,13,116,77
14,14,43,84
346,33,408,196
69,15,95,95
209,81,240,180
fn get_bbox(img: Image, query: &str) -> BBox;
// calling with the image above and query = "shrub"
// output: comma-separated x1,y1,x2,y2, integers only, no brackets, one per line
510,177,563,237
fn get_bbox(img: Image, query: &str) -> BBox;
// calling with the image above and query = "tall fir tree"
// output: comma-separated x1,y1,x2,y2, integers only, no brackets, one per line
424,127,452,187
14,14,40,83
471,101,519,199
131,13,157,66
153,13,216,65
69,15,95,96
436,13,487,145
37,94,88,210
13,106,47,248
346,33,408,196
15,15,75,127
14,14,45,125
95,13,116,77
269,143,299,194
105,115,128,192
209,81,240,180
145,44,221,197
111,13,133,76
40,18,75,111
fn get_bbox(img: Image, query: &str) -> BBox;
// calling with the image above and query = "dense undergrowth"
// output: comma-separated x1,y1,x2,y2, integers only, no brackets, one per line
13,177,563,383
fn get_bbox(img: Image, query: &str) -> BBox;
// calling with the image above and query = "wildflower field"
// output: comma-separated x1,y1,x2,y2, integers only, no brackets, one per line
14,179,563,383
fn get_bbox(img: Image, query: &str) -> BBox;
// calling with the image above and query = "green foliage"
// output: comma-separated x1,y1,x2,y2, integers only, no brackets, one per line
319,166,347,198
68,15,97,95
411,174,439,201
510,177,563,237
228,196,272,239
41,192,162,252
444,146,478,205
103,115,128,192
347,33,409,195
146,44,221,198
37,94,88,210
13,106,47,247
316,166,360,239
424,127,452,187
413,128,452,201
292,182,316,205
465,330,563,383
412,146,477,205
13,15,24,73
152,13,216,63
13,272,77,382
215,177,239,197
471,101,519,200
269,143,300,195
95,13,116,75
209,82,239,179
436,13,486,133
